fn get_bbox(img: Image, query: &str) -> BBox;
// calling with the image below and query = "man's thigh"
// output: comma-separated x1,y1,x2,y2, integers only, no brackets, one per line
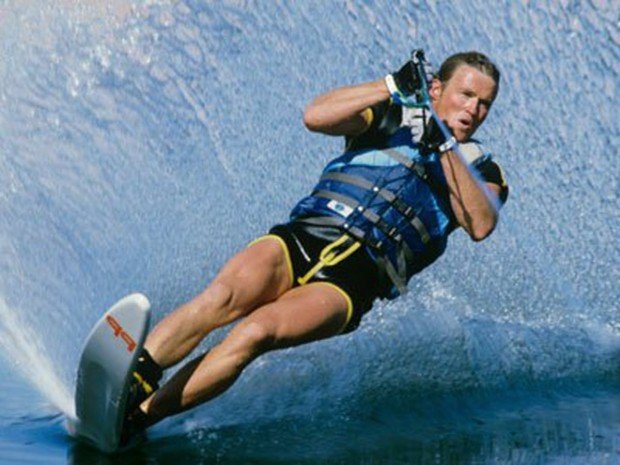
239,282,351,349
210,236,294,317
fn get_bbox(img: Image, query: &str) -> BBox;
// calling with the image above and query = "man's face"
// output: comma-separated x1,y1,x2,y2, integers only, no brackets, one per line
430,65,497,142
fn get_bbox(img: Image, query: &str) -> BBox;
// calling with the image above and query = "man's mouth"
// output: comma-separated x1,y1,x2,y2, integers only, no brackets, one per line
457,117,473,129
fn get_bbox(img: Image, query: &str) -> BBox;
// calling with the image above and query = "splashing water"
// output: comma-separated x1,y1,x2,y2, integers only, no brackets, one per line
0,0,618,432
0,296,73,416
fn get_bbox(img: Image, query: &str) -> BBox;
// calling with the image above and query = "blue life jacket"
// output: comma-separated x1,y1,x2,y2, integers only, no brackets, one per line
290,126,492,297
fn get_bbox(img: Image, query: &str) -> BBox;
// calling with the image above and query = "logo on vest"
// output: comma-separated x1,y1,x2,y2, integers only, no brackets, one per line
327,200,353,218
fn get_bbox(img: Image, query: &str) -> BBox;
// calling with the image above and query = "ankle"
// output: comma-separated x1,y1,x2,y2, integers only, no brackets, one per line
136,348,163,386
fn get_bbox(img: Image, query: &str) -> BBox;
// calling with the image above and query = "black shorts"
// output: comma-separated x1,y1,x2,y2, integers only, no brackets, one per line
263,220,383,333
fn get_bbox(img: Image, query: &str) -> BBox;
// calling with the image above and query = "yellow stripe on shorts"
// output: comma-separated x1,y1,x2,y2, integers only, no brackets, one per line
316,282,354,334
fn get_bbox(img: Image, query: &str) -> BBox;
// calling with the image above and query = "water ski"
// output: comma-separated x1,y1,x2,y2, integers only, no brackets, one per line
67,293,151,452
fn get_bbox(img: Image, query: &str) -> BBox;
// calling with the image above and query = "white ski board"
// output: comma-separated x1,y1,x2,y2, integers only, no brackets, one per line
68,293,151,452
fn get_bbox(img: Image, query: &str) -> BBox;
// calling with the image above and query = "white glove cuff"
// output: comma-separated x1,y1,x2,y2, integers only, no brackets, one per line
438,136,457,153
384,74,400,96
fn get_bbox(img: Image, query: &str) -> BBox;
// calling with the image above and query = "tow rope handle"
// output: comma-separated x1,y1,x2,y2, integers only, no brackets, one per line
409,49,454,141
410,49,432,107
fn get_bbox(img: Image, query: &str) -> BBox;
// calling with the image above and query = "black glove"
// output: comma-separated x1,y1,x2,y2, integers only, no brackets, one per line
385,49,434,107
392,59,420,96
419,117,456,156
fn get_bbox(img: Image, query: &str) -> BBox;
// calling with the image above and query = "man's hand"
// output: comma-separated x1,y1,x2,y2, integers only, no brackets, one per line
385,49,434,107
419,117,456,156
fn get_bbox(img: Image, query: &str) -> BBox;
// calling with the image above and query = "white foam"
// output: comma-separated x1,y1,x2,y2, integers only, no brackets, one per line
0,296,74,418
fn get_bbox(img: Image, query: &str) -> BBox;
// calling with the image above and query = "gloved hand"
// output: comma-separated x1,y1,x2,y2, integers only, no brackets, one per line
385,49,434,107
419,116,456,156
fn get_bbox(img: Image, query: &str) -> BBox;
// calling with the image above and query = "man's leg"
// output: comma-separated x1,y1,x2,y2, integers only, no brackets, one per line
145,236,293,369
122,237,296,441
140,282,350,426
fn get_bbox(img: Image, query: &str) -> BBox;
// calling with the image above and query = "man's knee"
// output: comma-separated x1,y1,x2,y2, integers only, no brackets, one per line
193,281,236,322
227,320,276,364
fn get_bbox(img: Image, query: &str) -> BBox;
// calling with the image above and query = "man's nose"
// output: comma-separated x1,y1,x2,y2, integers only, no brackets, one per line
465,97,479,116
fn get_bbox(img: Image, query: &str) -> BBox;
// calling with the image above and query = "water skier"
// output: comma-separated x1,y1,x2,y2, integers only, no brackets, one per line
122,50,509,440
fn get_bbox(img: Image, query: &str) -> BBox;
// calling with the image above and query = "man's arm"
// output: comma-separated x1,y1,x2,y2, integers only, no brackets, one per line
303,79,389,136
304,53,431,137
440,149,501,241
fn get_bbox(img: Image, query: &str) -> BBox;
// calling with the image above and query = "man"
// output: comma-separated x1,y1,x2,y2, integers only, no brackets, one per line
123,50,508,439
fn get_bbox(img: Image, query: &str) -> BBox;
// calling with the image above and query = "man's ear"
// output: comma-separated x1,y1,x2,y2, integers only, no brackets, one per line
429,78,443,102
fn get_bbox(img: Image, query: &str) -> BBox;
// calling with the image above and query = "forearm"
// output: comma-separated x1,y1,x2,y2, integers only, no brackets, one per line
303,79,389,136
440,150,500,241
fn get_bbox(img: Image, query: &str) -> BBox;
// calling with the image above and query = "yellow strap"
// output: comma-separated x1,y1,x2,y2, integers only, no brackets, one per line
132,372,154,395
298,235,360,285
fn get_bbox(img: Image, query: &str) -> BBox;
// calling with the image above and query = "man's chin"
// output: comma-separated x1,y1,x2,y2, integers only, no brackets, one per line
446,123,473,142
454,130,471,142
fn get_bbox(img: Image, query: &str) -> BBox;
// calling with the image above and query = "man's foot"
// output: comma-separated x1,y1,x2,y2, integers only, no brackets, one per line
120,349,162,446
125,349,163,415
120,407,149,447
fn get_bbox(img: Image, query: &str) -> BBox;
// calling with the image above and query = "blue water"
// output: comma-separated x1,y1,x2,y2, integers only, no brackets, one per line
0,1,618,463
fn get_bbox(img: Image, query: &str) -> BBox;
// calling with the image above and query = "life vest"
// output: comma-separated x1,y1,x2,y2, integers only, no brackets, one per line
290,126,493,297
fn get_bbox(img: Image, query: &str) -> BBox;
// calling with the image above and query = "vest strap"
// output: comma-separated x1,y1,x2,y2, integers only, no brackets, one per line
313,190,403,242
375,255,408,295
382,147,452,212
320,171,431,244
294,216,383,252
382,148,429,181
